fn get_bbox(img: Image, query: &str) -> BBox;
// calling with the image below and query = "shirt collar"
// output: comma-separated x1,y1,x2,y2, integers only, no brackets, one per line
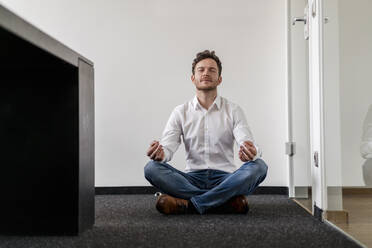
192,95,222,111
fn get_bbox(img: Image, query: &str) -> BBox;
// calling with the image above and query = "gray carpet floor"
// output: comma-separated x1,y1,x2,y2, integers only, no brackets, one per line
0,194,362,248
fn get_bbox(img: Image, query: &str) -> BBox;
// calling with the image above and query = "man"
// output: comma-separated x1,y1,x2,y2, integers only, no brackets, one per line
361,104,372,186
144,50,268,215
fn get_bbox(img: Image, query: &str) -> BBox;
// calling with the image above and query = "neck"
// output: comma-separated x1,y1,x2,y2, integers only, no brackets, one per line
196,90,217,110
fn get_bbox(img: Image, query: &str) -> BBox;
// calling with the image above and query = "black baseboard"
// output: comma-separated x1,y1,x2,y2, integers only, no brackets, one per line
252,186,288,195
95,186,159,195
95,186,288,195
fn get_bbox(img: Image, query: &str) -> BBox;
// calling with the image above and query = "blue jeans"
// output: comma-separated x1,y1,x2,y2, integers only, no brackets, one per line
144,159,268,214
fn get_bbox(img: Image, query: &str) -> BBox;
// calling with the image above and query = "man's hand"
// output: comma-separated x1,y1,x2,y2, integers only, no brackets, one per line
239,141,257,162
146,140,165,161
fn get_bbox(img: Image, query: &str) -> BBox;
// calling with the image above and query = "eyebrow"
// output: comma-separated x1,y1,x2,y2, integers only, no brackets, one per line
197,66,217,70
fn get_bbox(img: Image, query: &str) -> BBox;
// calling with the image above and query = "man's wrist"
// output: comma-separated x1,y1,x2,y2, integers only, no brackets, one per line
161,147,169,163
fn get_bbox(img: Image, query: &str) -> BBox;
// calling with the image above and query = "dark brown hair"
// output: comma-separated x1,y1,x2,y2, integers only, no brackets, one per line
192,50,222,76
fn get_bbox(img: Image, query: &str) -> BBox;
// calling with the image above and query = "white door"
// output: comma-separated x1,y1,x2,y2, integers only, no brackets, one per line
287,0,312,202
289,0,326,217
307,0,326,217
290,0,368,222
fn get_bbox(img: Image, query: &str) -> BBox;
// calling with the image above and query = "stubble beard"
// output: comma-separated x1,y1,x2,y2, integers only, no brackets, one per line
195,85,217,91
196,79,218,91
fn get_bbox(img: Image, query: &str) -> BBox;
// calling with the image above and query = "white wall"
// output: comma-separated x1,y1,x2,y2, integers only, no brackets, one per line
0,0,288,186
338,0,372,186
322,0,372,187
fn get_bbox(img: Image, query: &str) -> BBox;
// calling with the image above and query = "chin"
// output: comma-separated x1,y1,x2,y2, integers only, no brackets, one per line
196,86,217,91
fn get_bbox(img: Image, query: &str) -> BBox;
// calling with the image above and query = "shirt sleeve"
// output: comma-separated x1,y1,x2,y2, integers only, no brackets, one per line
159,107,183,163
361,105,372,159
232,105,262,160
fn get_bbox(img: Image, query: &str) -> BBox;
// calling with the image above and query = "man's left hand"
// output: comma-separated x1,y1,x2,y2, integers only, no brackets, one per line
239,141,257,162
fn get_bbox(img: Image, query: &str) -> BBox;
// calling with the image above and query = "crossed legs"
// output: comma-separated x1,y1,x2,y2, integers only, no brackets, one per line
144,159,268,214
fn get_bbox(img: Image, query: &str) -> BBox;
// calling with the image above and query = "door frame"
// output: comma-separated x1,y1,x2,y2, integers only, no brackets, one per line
308,0,327,217
286,0,312,199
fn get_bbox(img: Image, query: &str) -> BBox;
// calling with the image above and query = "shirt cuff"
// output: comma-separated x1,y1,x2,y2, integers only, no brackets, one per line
364,154,372,159
251,144,262,161
160,147,170,163
361,142,372,159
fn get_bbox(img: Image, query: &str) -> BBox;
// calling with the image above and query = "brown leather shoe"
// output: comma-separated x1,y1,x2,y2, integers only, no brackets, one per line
207,195,249,214
156,194,198,214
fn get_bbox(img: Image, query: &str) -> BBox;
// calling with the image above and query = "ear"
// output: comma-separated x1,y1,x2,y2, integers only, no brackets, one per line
191,74,195,82
217,76,222,85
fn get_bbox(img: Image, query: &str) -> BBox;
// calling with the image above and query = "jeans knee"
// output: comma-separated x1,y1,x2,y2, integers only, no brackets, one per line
144,160,158,180
241,159,268,179
255,159,268,178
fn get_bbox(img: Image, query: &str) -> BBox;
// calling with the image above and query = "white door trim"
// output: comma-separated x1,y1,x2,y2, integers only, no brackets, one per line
285,0,295,198
308,0,327,213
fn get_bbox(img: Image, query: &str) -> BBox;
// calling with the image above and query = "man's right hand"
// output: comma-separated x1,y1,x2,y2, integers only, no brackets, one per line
146,140,165,161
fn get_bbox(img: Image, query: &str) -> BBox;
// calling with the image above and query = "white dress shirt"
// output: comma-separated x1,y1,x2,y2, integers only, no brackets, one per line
160,95,262,173
361,104,372,159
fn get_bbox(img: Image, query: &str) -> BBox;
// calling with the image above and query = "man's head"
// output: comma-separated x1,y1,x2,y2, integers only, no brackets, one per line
191,50,222,91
